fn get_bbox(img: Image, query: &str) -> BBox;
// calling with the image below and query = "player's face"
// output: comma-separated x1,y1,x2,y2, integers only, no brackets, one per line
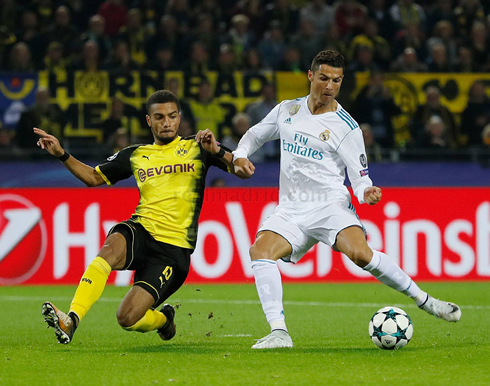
308,64,344,104
146,102,181,145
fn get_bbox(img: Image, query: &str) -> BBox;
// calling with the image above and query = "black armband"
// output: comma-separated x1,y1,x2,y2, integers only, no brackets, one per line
216,147,226,158
57,151,71,162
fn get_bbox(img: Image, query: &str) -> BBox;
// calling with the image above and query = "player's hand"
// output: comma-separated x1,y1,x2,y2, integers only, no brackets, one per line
233,158,255,178
196,129,220,154
33,127,64,157
364,186,382,205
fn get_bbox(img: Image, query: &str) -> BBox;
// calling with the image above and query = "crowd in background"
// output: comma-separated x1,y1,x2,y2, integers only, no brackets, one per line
1,0,490,163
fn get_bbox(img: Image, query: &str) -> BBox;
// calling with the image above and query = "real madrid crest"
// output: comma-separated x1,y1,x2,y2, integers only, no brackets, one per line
289,104,300,116
175,144,188,157
319,130,330,142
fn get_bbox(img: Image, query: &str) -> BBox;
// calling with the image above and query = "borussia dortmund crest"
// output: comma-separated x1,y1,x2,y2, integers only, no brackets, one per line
319,130,330,142
175,145,188,157
289,104,300,116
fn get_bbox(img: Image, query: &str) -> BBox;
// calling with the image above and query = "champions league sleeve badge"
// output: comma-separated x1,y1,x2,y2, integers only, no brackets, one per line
289,104,300,116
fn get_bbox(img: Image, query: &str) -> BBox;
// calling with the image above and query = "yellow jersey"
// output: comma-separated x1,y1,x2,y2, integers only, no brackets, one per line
96,136,228,250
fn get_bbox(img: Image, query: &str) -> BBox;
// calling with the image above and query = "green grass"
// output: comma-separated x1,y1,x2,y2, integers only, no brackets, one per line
1,283,489,385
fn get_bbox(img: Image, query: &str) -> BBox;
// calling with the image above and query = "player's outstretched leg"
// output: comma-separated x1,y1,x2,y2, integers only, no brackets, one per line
42,301,79,344
418,295,461,322
157,304,176,341
363,250,462,322
252,330,293,349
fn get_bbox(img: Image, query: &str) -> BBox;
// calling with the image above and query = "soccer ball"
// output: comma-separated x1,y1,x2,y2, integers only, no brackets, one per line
368,306,413,349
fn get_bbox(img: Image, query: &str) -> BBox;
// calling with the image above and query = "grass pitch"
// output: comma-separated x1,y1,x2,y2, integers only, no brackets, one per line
1,282,489,385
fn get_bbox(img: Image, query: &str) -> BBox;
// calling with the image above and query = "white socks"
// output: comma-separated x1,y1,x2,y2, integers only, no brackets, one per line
251,260,288,332
364,250,428,306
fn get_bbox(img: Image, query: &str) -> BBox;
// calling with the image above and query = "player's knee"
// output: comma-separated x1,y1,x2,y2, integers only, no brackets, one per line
116,309,139,328
349,249,372,268
249,244,270,261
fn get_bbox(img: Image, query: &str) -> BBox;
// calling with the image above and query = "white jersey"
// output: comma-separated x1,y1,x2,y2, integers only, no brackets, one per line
233,95,373,208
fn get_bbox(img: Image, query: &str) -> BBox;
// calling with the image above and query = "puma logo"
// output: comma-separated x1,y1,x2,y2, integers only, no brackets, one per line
142,155,150,160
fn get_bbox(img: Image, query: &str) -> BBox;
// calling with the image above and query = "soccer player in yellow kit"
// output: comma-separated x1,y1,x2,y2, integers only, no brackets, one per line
35,90,246,344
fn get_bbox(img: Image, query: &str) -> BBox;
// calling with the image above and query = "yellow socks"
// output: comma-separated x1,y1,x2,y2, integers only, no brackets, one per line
69,256,111,322
123,309,167,332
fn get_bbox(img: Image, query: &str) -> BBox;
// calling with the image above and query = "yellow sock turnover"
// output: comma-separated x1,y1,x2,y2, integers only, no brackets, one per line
123,309,167,333
69,256,112,322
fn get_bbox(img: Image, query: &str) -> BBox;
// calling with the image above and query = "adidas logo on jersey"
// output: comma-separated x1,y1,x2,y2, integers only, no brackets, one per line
283,117,292,124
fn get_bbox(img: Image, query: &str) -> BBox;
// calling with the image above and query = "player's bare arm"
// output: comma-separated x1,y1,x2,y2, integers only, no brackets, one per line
34,127,105,187
196,128,253,179
364,186,382,205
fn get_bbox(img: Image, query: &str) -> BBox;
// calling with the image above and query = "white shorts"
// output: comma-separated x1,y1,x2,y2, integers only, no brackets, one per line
258,200,365,263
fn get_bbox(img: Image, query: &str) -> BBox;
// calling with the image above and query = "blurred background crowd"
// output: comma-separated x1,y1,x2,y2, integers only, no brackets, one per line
1,0,490,165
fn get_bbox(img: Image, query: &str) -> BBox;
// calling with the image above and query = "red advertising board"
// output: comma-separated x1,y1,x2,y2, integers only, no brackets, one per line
0,187,489,285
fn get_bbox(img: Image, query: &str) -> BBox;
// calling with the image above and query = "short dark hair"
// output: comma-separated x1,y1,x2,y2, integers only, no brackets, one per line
311,50,345,73
146,90,181,114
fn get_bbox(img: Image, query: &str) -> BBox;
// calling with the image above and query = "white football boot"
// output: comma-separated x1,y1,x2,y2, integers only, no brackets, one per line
419,296,461,322
251,329,293,349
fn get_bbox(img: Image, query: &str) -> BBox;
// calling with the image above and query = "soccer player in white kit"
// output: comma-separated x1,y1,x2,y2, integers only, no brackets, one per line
232,50,461,349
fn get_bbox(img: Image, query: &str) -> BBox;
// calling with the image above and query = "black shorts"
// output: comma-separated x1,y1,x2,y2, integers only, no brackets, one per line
108,220,192,308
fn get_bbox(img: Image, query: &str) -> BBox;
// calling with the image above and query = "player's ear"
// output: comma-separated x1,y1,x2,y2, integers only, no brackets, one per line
146,114,151,127
307,70,313,81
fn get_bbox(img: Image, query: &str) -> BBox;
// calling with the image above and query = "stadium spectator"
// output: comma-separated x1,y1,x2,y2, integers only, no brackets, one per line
178,118,195,137
146,14,185,65
477,123,490,166
16,87,64,149
216,44,238,74
243,48,263,71
0,26,17,69
8,42,35,72
27,0,56,32
117,8,149,67
185,41,216,74
453,0,486,38
187,13,220,62
389,0,426,33
42,42,67,72
98,0,128,38
191,0,224,28
37,90,248,346
166,78,195,130
81,15,112,63
257,20,287,71
426,41,453,72
334,0,367,40
189,80,227,139
228,0,264,39
460,81,490,147
453,45,477,72
69,40,101,72
15,10,44,68
426,20,458,66
220,14,255,68
426,0,455,34
422,115,451,150
367,0,395,39
353,72,400,148
348,18,392,70
102,97,126,143
165,0,191,35
390,47,428,72
246,82,277,126
279,46,304,72
146,43,177,71
107,127,130,154
360,123,383,162
410,86,459,148
42,6,81,64
290,17,323,72
321,23,348,55
464,20,489,71
0,123,12,148
263,0,300,36
299,0,334,36
103,40,140,74
392,21,427,61
347,45,380,73
131,0,165,36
